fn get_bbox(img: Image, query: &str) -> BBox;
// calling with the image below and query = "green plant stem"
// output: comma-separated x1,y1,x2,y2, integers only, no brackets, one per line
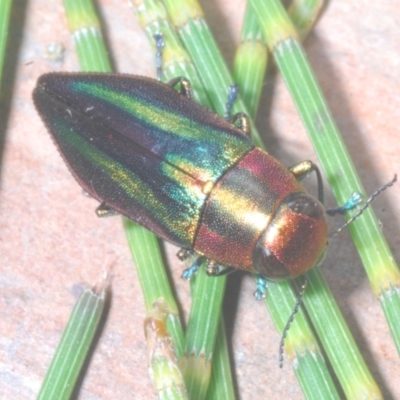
37,287,108,400
248,0,394,397
288,0,325,40
0,0,12,87
62,0,111,72
233,6,268,118
233,0,326,120
206,319,235,400
124,221,184,356
145,300,188,400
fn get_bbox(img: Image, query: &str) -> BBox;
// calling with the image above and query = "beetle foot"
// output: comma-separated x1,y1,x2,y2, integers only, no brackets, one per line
153,33,164,81
167,77,192,99
205,260,225,276
254,275,268,300
230,112,251,137
96,202,119,217
326,192,362,216
176,248,195,261
224,84,239,120
181,256,204,280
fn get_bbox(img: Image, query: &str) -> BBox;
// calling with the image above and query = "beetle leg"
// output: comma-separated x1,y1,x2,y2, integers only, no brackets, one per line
205,259,232,276
153,33,164,81
223,83,253,137
153,32,193,98
95,202,119,218
176,248,195,261
230,112,251,137
254,275,268,300
167,77,192,99
181,256,205,280
153,33,192,100
224,84,239,120
326,193,362,216
83,182,119,217
289,160,324,204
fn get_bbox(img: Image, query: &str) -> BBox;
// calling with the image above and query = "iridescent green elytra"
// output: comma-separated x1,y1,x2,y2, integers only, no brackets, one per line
33,73,254,247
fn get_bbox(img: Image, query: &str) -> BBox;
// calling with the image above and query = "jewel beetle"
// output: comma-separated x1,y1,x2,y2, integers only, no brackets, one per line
33,72,329,290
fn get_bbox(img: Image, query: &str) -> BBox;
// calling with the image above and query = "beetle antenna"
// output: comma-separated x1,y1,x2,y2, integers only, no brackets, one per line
279,276,307,368
330,175,397,238
153,33,164,82
224,84,239,121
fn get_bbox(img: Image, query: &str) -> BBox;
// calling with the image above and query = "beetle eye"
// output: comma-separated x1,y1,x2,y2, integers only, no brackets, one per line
252,244,291,280
286,193,325,221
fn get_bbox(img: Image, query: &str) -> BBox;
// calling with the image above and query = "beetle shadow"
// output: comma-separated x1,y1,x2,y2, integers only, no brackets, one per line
268,30,399,399
0,0,29,182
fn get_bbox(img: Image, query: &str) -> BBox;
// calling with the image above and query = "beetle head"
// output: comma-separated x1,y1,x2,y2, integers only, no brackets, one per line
252,192,328,280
